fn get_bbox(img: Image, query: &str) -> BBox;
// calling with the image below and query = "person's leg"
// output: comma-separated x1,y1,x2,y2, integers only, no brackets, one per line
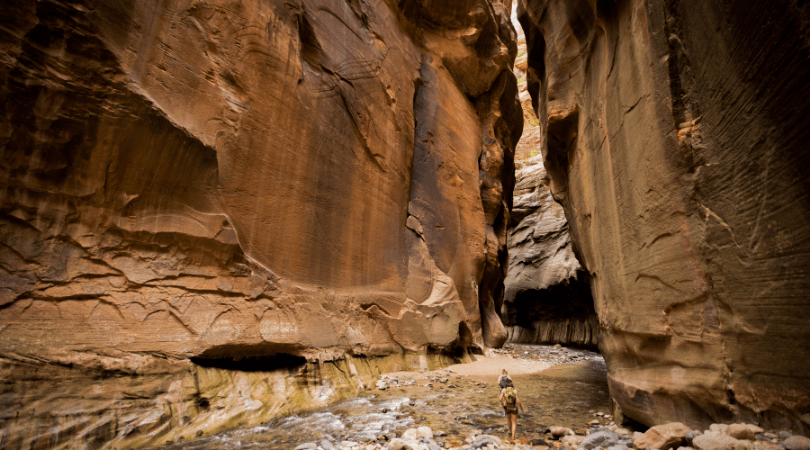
508,413,517,440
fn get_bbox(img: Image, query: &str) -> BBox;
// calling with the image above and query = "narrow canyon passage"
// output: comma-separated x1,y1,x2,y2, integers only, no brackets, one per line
147,345,609,450
0,0,809,449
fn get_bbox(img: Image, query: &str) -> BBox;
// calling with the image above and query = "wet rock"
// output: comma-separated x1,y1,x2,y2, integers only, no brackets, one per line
403,427,434,441
693,434,753,450
388,438,411,450
551,427,576,438
633,423,692,450
581,431,621,450
779,433,795,441
472,435,504,448
531,438,550,446
782,436,810,450
561,435,584,447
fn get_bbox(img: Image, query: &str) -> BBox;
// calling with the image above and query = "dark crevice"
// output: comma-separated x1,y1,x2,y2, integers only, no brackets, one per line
297,10,324,70
191,353,307,372
503,271,595,327
518,10,545,116
545,109,579,203
191,345,307,372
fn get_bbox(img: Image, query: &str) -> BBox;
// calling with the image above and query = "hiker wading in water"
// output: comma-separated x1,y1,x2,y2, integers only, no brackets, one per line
498,370,525,441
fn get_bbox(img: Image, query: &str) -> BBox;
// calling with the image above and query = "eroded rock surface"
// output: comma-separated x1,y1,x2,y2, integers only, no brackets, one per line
0,0,520,447
504,155,596,347
518,0,810,433
505,19,596,347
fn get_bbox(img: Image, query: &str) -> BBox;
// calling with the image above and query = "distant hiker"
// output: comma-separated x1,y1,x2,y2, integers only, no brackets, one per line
498,369,510,389
499,374,525,441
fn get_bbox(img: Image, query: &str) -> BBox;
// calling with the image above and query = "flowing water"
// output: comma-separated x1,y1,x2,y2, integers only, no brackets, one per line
152,345,609,449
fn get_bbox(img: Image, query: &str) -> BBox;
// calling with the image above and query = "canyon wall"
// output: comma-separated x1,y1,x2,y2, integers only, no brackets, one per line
504,155,597,347
519,0,810,432
506,17,597,348
0,0,521,447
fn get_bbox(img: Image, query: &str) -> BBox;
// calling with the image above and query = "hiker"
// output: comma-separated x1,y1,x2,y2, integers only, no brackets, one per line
499,373,525,441
498,369,510,389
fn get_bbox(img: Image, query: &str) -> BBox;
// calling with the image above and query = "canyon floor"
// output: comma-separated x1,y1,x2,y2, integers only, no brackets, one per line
149,344,610,449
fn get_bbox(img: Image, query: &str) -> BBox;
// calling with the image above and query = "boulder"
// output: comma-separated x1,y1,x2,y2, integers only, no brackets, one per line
581,431,621,450
694,434,753,450
388,439,413,450
633,423,693,450
782,436,810,450
725,424,764,441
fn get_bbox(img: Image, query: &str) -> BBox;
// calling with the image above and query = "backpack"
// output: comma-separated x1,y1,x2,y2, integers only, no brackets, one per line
504,387,516,407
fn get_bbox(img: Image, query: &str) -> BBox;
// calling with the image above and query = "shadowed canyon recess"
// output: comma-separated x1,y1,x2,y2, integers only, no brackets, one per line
0,0,809,448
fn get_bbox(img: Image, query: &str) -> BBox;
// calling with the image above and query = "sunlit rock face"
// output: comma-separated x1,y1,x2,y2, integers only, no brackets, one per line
519,0,810,433
0,0,520,446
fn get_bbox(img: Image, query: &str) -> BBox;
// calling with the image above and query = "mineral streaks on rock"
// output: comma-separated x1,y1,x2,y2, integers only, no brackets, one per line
0,0,520,447
504,156,597,347
519,0,810,432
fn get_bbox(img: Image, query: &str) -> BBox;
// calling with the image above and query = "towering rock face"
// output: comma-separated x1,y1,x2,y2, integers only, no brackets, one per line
505,19,597,347
519,0,810,432
504,155,597,347
0,0,520,447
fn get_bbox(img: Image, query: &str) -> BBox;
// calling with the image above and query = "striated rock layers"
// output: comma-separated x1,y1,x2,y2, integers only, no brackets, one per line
0,0,521,447
504,155,597,347
519,0,810,433
506,15,597,348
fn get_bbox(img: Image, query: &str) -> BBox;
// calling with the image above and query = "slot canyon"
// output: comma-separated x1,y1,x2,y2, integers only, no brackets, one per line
0,0,808,449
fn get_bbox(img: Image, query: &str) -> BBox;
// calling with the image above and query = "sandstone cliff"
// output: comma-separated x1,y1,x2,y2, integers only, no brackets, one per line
504,155,597,347
505,19,597,347
519,0,810,433
0,0,521,447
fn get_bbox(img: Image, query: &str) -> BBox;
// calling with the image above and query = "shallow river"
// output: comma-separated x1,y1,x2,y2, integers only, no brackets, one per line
152,345,609,449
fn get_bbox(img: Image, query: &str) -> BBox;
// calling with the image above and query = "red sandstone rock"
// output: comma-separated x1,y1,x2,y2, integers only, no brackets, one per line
633,422,692,450
0,0,520,447
518,0,810,433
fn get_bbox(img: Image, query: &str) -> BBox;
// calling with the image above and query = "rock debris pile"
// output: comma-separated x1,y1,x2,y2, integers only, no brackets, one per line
291,420,810,450
492,344,601,365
